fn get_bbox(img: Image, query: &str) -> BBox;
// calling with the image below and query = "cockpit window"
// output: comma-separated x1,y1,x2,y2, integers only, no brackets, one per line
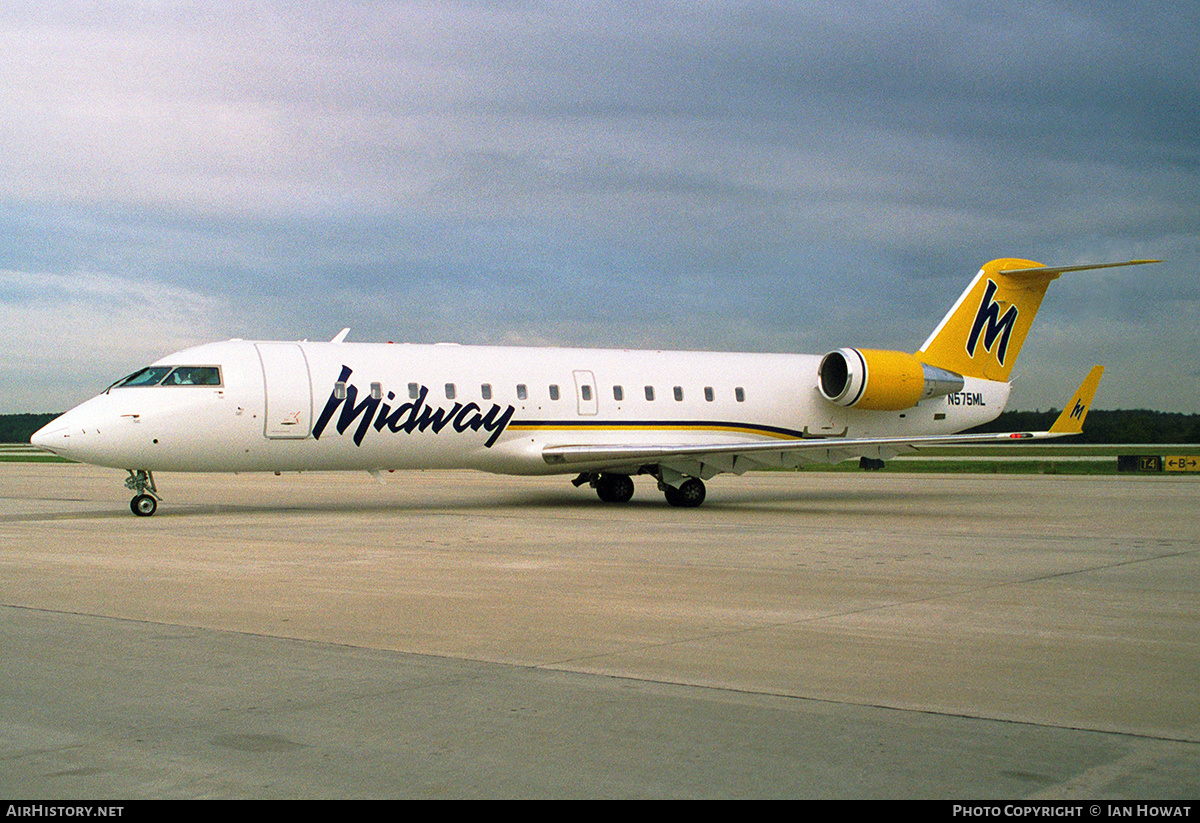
112,365,222,389
163,366,222,386
115,366,174,388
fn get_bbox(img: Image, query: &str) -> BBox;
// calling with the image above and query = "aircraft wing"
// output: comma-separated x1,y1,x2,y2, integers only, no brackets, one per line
542,427,1068,476
542,366,1104,478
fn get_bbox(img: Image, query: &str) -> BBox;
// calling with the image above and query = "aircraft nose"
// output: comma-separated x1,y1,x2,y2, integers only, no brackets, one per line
30,422,68,454
29,402,148,467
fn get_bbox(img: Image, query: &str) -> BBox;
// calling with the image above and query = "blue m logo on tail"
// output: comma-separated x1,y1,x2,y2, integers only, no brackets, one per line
965,279,1018,365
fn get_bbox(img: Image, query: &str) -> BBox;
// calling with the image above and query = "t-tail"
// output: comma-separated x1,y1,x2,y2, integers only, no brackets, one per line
916,258,1158,382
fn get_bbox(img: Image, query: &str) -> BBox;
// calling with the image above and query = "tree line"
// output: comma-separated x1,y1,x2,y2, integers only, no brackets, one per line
4,408,1198,445
1,414,58,444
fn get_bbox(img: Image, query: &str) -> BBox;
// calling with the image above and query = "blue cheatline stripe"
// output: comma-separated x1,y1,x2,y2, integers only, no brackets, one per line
505,418,809,440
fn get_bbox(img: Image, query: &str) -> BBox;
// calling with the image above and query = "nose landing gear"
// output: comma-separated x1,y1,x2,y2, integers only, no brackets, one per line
125,470,160,517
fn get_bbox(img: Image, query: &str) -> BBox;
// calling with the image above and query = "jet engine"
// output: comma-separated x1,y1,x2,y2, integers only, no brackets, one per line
818,348,964,411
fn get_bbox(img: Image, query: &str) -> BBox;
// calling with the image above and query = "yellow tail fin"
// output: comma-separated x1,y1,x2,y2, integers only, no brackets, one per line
916,258,1158,382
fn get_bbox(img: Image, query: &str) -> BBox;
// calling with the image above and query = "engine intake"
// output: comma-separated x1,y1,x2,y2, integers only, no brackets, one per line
818,348,964,410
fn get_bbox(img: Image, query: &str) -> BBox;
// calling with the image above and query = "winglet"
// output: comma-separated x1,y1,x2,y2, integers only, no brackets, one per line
1049,366,1104,435
331,328,350,343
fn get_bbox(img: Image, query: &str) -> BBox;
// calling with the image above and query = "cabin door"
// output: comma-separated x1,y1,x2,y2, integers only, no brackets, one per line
256,343,314,438
573,370,598,415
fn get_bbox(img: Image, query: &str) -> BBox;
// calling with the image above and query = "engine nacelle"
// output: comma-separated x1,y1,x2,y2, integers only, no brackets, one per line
818,348,964,410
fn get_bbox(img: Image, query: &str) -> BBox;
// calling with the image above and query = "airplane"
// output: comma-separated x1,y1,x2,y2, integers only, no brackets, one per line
30,257,1155,516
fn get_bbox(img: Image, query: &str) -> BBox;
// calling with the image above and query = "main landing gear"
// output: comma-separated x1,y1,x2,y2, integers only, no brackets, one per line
661,477,706,508
594,473,635,503
573,470,707,508
125,469,160,517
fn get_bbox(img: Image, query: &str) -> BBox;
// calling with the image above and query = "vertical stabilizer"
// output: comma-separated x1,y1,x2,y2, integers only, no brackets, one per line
916,258,1055,382
916,258,1157,382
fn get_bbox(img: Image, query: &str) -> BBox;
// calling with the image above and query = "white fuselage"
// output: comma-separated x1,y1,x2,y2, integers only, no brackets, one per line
32,338,1009,475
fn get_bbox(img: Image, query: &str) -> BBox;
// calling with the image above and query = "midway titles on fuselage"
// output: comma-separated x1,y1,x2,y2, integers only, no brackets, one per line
312,365,516,449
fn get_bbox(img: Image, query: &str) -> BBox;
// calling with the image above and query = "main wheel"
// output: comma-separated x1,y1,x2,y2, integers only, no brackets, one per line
663,477,705,508
595,474,635,503
131,494,158,517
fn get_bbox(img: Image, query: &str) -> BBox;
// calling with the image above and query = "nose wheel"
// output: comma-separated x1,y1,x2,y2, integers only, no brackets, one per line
131,494,158,516
125,470,161,517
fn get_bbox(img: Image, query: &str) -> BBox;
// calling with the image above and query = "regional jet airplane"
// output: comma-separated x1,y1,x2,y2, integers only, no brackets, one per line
31,258,1153,515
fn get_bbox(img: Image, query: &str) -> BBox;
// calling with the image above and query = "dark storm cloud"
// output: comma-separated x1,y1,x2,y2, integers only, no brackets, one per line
1,1,1196,411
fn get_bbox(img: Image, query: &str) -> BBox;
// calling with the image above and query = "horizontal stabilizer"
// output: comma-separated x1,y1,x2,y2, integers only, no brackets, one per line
998,260,1159,280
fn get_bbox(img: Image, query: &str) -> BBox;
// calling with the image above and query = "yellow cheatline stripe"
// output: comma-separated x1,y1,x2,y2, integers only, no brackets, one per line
505,422,803,440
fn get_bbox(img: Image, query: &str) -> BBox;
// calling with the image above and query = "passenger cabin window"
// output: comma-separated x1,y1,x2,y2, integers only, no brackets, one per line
408,383,420,399
481,383,493,400
644,386,655,401
517,384,527,400
704,387,714,402
735,387,746,402
673,386,683,401
370,382,382,400
613,386,624,401
334,381,347,400
445,383,456,400
549,385,560,401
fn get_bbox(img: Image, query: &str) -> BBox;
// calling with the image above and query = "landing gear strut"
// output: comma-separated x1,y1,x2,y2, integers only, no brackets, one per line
125,470,160,517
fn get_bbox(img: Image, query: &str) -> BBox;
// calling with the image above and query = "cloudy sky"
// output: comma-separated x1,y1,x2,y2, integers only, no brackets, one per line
2,1,1196,414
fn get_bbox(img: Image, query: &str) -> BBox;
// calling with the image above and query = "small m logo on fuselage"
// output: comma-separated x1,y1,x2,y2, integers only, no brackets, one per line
966,279,1018,365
